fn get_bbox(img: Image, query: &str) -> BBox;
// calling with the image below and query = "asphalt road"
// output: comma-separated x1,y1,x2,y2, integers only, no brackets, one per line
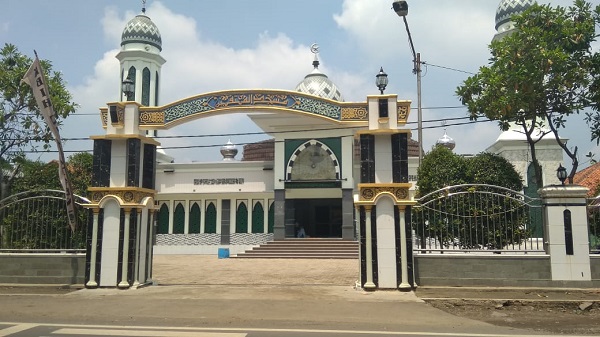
0,322,584,337
1,257,597,336
0,285,556,337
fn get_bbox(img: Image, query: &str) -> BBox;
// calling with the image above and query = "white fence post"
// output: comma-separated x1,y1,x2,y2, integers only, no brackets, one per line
539,185,591,281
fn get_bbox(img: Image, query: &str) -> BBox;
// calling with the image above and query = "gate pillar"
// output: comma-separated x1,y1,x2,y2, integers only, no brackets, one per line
540,185,592,282
84,102,158,288
355,94,416,290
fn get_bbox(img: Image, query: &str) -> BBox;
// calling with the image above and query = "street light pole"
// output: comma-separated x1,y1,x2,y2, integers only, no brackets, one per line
395,2,423,166
416,52,423,166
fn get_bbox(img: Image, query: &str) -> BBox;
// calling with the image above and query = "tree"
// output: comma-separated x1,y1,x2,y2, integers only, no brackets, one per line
9,153,92,196
415,146,468,197
65,152,92,196
414,146,527,250
0,43,78,199
457,0,600,185
467,152,523,190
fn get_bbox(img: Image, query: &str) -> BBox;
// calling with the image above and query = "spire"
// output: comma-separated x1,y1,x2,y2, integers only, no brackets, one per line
310,43,320,69
142,0,146,14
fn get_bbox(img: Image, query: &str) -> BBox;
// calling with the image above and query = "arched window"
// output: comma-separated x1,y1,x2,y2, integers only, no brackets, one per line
173,203,185,234
154,71,159,106
120,69,125,99
236,202,248,233
142,67,150,106
157,203,169,234
252,202,264,233
189,203,201,234
127,66,136,101
268,203,274,233
205,202,217,233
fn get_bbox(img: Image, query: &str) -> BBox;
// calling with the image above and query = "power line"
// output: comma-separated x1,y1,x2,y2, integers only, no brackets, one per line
422,62,476,75
24,116,476,142
419,106,465,110
21,118,495,153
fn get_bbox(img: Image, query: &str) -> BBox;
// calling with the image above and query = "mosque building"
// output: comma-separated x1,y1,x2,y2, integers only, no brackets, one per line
106,0,563,257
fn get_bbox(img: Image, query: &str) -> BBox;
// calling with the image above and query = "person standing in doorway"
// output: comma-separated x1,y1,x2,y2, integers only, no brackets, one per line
297,223,306,238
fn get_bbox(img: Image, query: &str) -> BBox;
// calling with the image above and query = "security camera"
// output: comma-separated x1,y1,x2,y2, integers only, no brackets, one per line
392,0,408,17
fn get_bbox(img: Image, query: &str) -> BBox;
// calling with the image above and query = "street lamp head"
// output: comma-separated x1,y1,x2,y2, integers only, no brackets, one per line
375,67,388,94
392,0,408,17
556,164,568,185
122,76,135,101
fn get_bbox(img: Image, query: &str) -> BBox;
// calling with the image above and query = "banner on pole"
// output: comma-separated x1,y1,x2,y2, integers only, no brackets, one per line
22,53,77,231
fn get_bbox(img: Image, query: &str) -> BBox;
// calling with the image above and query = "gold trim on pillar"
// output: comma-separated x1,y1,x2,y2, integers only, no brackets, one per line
139,109,166,127
341,106,368,121
397,103,410,125
85,187,157,208
357,183,414,205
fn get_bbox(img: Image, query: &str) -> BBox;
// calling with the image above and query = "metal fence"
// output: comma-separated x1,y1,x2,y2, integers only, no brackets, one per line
411,184,544,254
0,190,90,252
588,196,600,254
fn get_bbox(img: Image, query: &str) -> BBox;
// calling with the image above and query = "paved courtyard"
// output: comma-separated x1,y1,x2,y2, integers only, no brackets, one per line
152,255,359,286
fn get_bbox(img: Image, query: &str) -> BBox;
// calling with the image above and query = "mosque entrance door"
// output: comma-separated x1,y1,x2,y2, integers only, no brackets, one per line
292,199,342,238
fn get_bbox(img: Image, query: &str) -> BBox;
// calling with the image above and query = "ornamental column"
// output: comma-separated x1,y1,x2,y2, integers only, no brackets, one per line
355,94,416,290
84,101,158,288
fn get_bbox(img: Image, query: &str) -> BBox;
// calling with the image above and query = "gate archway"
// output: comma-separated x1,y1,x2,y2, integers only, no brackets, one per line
99,89,413,131
87,88,413,289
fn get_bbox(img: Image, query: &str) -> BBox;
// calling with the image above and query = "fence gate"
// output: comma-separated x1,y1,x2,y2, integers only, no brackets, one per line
588,196,600,254
0,189,90,252
411,184,543,253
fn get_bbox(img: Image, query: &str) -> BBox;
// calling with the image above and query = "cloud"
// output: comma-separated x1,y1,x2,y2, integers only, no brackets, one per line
64,0,596,167
69,1,362,162
333,0,497,71
0,22,9,34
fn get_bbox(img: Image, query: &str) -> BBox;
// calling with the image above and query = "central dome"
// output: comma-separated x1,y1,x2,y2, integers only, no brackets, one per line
495,0,533,30
121,14,162,51
295,51,344,102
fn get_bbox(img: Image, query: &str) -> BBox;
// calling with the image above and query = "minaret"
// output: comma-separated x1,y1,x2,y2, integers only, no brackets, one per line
493,0,533,42
116,1,172,163
116,0,166,137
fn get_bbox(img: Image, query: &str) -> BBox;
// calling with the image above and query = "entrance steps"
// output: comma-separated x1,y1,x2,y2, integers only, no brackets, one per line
232,238,359,259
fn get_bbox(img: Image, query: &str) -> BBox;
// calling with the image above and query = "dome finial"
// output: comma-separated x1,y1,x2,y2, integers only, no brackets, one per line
310,43,320,69
436,124,456,151
142,0,147,14
221,139,238,161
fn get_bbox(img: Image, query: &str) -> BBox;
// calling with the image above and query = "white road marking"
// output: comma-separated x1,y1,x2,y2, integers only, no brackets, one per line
0,322,585,337
54,328,246,336
0,323,37,336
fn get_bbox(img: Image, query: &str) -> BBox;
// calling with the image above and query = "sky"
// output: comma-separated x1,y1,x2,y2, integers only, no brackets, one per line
1,0,598,168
